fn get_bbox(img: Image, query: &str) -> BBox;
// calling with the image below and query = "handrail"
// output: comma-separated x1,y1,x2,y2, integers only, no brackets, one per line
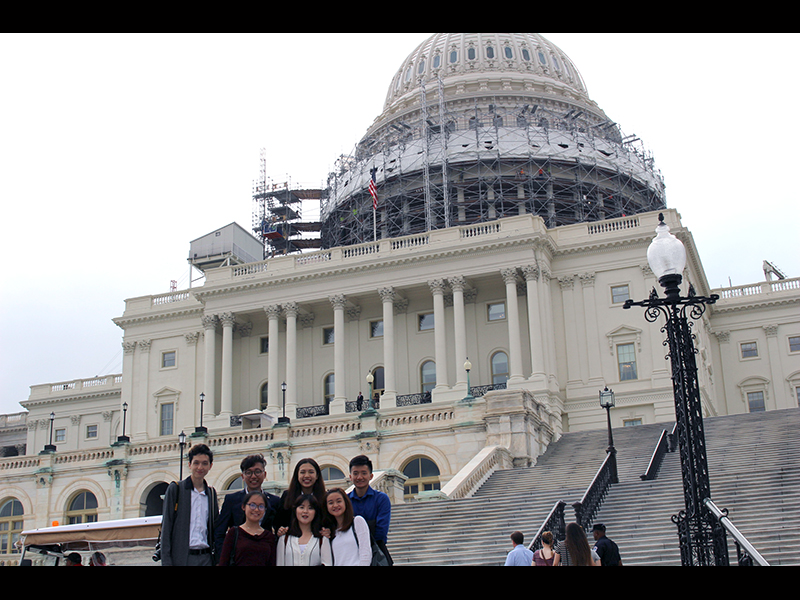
641,429,670,481
528,500,566,553
704,499,770,566
572,451,618,530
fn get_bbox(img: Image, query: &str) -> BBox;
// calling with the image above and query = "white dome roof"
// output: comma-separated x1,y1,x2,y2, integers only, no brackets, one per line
378,33,593,123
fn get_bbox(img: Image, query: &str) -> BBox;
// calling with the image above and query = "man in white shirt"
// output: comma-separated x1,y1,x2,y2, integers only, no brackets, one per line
504,531,534,566
161,444,219,566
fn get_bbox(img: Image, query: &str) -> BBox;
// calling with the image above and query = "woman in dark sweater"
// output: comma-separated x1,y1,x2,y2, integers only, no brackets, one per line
218,491,277,566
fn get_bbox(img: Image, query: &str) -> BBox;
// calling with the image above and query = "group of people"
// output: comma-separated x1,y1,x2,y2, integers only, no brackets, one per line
159,444,392,567
505,523,623,567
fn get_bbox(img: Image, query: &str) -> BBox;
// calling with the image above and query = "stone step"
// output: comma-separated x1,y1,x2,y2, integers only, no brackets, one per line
388,408,800,566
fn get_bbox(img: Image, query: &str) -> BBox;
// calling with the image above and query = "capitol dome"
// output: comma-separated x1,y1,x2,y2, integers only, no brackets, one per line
317,33,666,250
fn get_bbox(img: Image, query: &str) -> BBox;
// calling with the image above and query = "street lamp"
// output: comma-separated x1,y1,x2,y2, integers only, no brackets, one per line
279,382,290,424
41,411,57,454
599,387,619,484
463,359,475,402
195,393,208,434
366,372,374,410
117,402,130,443
624,213,726,566
178,431,187,480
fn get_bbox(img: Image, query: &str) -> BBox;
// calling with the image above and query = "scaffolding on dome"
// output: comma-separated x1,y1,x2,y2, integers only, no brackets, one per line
321,81,666,250
251,149,323,258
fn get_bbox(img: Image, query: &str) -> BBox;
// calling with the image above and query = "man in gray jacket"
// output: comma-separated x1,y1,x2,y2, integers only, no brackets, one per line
161,444,219,566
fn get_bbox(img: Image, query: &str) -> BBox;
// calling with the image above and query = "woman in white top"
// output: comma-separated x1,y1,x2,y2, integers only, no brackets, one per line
325,488,372,566
277,494,332,566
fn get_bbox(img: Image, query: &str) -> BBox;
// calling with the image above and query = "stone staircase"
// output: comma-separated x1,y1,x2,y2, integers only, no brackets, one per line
387,408,800,566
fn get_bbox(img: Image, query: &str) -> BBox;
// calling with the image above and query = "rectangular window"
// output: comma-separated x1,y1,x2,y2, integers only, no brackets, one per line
796,387,800,408
162,351,176,369
617,343,638,381
487,302,506,321
611,285,630,304
789,336,800,353
160,403,174,436
86,424,98,439
418,313,435,332
624,419,643,427
741,342,758,359
370,320,384,338
747,391,765,413
55,429,66,443
260,337,269,354
323,327,335,345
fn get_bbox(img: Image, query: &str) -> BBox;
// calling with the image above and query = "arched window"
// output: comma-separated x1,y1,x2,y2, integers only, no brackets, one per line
491,352,510,385
321,466,346,483
402,457,441,499
371,367,385,396
324,374,335,407
67,491,98,524
0,498,24,556
421,361,436,394
260,382,269,411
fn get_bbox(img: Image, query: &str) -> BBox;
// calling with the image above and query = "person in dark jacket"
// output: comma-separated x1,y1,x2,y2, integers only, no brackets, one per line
160,444,219,566
215,454,280,551
592,523,623,566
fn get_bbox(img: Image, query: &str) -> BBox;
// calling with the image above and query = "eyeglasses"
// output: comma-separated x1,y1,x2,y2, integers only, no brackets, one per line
246,503,266,512
244,469,264,477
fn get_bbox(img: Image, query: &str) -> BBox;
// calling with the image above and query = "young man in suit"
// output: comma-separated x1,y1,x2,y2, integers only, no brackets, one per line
160,444,219,566
215,454,281,551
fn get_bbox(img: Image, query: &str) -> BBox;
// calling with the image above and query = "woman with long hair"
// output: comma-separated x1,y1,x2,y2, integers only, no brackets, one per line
532,531,556,566
217,491,277,566
325,488,372,566
274,458,327,535
553,523,600,566
276,494,332,566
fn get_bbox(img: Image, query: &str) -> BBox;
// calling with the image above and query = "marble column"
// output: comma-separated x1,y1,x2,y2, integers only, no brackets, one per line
284,302,299,417
522,264,546,384
265,305,282,415
501,268,525,384
330,295,347,413
428,279,449,392
449,276,469,389
219,312,235,417
378,288,397,402
202,315,218,420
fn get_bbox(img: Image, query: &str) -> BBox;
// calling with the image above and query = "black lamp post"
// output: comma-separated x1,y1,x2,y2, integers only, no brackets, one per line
117,402,130,443
599,387,616,449
178,431,187,480
195,393,208,434
463,359,475,402
624,213,727,566
278,382,290,424
365,373,376,411
42,411,57,454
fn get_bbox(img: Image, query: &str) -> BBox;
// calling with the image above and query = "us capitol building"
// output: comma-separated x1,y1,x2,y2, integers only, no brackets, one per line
1,34,798,555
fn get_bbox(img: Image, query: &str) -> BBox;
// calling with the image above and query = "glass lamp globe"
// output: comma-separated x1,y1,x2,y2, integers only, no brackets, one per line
647,214,687,281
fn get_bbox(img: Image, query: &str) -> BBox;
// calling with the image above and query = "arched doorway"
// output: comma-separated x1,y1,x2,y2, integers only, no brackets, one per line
402,457,441,500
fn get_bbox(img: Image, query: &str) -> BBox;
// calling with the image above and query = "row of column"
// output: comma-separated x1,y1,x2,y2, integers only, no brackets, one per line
200,260,556,420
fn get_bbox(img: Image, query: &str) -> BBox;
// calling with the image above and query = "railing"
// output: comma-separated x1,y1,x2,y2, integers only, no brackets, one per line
704,499,770,566
572,451,618,531
528,500,566,553
641,429,671,481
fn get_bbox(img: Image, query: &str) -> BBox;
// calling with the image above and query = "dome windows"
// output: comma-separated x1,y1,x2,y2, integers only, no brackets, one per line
450,50,458,64
504,46,514,60
522,48,531,62
468,47,477,61
486,45,495,59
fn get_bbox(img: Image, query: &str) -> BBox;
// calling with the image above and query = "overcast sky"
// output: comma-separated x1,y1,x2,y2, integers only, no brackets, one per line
1,33,797,415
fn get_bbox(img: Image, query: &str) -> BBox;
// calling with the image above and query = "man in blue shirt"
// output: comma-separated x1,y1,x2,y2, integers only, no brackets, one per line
504,531,534,566
348,455,392,565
